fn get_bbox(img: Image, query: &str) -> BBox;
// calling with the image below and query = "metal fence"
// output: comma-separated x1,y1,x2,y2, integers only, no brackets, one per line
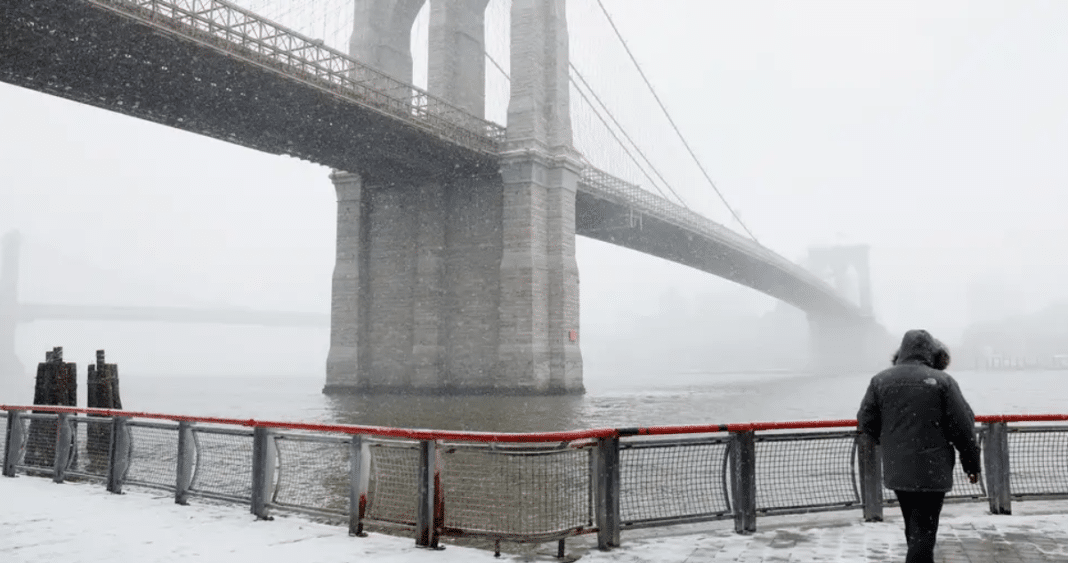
3,406,1067,554
87,0,505,154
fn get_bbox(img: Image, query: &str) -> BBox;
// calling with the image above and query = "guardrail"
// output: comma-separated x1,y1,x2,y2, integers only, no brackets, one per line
3,406,1067,555
87,0,505,154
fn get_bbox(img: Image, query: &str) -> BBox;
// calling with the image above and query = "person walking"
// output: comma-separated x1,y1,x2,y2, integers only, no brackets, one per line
857,329,981,563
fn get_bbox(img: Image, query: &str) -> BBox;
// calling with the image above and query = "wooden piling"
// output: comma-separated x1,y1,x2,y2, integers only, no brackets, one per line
26,347,77,467
87,349,122,471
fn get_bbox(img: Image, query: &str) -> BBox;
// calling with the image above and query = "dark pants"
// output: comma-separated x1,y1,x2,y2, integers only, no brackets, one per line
894,490,946,563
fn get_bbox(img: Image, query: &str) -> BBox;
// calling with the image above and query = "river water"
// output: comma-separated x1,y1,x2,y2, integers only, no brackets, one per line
4,369,1061,432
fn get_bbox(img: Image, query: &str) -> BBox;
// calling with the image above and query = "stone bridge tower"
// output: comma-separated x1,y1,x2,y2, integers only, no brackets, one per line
805,244,887,374
807,244,872,316
324,0,582,395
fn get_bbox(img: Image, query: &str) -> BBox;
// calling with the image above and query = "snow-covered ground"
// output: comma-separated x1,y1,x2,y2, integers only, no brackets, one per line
4,475,1068,562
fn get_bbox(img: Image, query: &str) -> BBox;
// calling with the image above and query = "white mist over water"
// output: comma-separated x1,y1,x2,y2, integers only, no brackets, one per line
4,370,1062,432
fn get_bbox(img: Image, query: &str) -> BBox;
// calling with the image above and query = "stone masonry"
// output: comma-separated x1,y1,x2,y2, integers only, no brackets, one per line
324,0,582,394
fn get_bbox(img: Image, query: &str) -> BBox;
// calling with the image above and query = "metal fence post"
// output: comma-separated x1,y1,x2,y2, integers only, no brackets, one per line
349,434,370,537
729,430,757,534
4,410,25,477
53,412,73,483
416,439,442,549
175,420,195,505
107,416,131,494
593,436,621,550
856,433,883,522
983,422,1012,515
251,426,276,520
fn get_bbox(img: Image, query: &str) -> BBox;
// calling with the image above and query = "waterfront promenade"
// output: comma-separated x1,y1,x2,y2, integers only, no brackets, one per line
3,477,1066,562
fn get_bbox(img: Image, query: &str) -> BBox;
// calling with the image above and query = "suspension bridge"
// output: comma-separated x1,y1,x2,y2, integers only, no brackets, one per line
0,0,889,394
0,231,328,380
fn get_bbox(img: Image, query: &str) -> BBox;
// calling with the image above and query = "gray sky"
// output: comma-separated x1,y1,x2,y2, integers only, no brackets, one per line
2,0,1067,379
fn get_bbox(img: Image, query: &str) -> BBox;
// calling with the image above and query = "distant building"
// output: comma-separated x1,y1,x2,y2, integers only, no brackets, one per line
962,302,1068,370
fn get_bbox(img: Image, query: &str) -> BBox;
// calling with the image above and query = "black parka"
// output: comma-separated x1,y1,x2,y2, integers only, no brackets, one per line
857,330,981,492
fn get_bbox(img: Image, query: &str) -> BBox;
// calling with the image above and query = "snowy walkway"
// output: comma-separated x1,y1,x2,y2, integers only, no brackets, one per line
3,476,1068,562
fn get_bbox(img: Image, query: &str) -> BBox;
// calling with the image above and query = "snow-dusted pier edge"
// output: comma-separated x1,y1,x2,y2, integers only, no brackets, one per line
3,405,1068,555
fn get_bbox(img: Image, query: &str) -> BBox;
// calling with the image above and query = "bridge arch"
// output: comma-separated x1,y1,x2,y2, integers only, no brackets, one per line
352,0,495,120
349,0,426,83
806,245,873,315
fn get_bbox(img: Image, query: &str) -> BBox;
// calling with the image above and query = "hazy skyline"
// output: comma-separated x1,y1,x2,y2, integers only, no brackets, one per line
2,0,1067,383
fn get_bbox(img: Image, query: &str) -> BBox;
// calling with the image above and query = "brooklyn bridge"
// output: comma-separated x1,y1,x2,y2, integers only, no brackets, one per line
0,0,892,394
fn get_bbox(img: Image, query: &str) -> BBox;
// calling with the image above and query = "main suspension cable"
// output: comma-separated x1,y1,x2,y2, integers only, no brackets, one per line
569,62,687,209
569,70,682,204
593,0,760,243
485,50,681,205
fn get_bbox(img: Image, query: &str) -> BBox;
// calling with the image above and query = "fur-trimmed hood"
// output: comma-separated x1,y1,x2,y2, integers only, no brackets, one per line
892,329,950,370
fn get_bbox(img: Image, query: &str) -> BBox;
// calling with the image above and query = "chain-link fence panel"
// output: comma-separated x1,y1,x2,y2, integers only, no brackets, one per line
441,443,592,539
1008,427,1068,497
881,429,986,504
755,432,858,513
366,440,420,526
947,461,986,500
126,422,180,491
68,417,109,479
881,461,988,504
620,437,730,526
948,428,987,501
189,428,253,501
272,433,350,516
22,413,58,471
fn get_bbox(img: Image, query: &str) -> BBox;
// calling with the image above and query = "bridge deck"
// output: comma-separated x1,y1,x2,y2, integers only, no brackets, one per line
577,169,863,318
0,0,500,180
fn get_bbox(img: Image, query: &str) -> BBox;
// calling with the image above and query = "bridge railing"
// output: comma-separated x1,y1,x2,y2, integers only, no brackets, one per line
3,406,1067,553
89,0,505,154
577,167,851,311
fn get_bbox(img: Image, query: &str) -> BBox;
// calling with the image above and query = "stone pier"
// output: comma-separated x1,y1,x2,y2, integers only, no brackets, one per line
808,314,893,375
805,244,890,374
324,0,582,395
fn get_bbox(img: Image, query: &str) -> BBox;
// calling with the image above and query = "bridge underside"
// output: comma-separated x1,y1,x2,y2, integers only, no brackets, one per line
575,192,858,318
576,192,893,373
0,0,495,182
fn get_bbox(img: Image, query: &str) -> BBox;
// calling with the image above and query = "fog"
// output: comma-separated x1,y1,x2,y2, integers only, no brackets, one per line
2,1,1068,386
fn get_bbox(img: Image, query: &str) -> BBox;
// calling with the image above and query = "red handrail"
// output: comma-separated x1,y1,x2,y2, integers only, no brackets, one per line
976,414,1068,423
0,404,617,442
4,404,1067,443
